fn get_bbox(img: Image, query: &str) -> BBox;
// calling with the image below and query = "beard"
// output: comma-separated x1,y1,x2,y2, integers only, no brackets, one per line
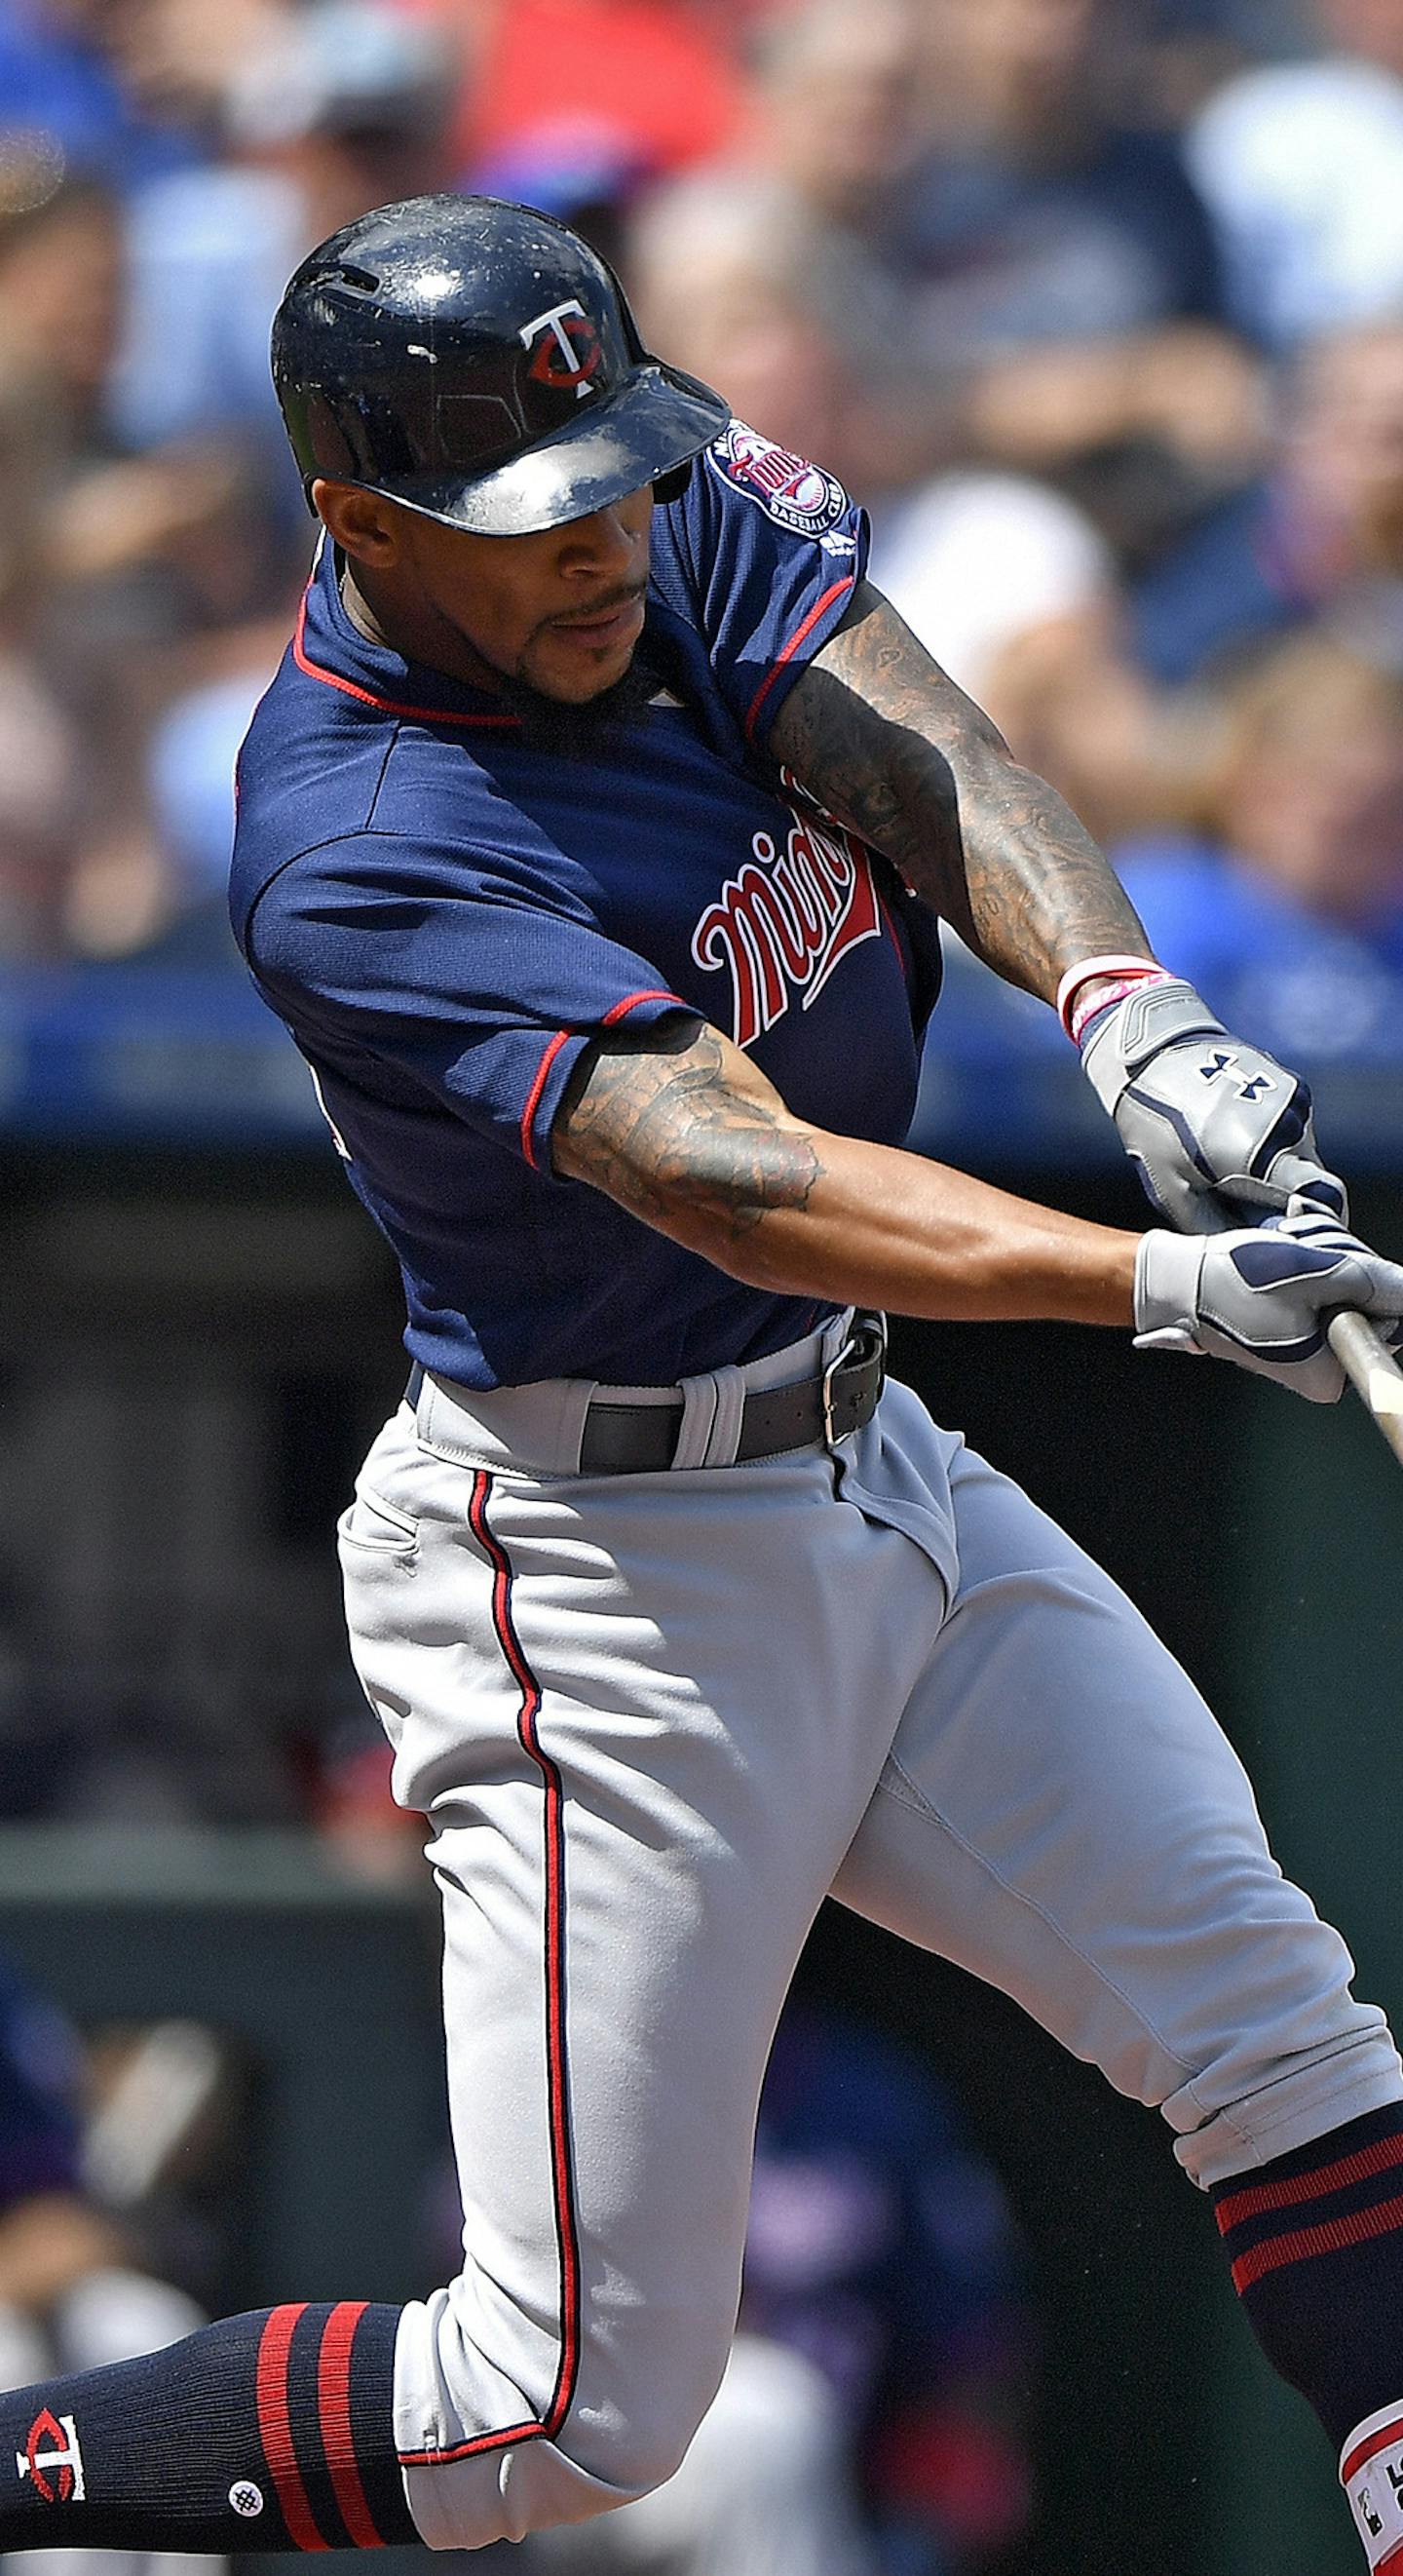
490,647,664,757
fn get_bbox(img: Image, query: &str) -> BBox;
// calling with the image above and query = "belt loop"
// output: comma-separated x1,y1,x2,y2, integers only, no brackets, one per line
698,1365,746,1468
668,1371,721,1470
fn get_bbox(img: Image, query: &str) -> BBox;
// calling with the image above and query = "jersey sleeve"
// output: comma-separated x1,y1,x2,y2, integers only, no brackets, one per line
661,422,869,750
246,834,701,1173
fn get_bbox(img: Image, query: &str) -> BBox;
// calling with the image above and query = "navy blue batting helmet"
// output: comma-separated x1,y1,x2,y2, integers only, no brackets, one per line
271,192,731,536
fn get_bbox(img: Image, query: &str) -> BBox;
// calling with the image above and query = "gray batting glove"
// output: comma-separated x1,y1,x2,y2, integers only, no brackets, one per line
1080,978,1347,1232
1134,1212,1403,1403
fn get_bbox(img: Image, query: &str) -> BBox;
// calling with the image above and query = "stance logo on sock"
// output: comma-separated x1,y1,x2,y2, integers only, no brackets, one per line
228,2480,264,2518
16,2411,86,2504
1343,2405,1403,2569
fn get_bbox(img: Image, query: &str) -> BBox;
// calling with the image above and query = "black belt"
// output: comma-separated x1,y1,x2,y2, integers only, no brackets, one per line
577,1315,886,1475
405,1318,887,1476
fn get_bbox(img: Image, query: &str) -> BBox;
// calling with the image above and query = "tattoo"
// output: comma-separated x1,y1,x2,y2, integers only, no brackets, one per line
555,1028,820,1244
769,582,1151,1002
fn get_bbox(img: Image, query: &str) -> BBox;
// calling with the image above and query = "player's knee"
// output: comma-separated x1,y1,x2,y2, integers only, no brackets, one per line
562,2337,730,2501
398,2288,733,2546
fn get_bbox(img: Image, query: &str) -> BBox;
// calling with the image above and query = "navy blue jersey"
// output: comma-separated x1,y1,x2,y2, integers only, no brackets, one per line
231,424,942,1389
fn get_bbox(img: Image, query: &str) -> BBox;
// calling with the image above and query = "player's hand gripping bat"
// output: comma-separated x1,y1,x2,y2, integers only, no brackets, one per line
1078,977,1403,1462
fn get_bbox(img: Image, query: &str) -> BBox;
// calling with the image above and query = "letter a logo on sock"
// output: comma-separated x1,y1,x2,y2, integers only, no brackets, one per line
16,2411,85,2503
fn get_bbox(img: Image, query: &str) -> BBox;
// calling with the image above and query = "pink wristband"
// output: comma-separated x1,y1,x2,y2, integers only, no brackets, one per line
1055,955,1172,1046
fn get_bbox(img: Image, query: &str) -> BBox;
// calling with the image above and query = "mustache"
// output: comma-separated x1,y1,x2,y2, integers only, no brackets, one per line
544,581,648,631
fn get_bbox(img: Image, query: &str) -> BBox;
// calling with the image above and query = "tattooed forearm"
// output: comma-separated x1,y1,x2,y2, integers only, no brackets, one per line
769,582,1152,1003
555,1026,821,1246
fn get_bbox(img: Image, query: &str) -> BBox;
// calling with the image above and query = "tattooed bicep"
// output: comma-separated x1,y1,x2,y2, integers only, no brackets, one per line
552,1021,821,1249
768,581,1011,869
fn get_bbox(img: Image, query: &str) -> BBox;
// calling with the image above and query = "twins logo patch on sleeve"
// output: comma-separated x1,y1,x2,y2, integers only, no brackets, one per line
707,422,850,537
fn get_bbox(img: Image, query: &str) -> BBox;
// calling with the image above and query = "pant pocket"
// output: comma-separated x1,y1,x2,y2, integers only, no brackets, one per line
338,1483,421,1557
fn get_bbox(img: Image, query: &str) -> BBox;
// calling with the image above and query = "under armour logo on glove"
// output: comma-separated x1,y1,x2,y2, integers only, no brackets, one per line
1134,1213,1403,1403
1198,1052,1275,1103
1080,978,1348,1231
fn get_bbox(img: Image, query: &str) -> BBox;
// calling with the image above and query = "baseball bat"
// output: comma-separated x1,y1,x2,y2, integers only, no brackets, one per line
1328,1311,1403,1467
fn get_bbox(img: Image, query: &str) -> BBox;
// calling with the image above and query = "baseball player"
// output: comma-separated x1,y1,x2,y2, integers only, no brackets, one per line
3,191,1403,2572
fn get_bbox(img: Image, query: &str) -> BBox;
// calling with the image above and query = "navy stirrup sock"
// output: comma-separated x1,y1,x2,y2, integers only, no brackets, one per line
0,2300,420,2553
1211,2102,1403,2451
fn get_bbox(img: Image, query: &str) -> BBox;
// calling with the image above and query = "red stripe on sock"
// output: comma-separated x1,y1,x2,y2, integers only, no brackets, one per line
1217,2132,1403,2233
256,2305,329,2551
317,2302,385,2547
1342,2415,1403,2486
1232,2188,1403,2292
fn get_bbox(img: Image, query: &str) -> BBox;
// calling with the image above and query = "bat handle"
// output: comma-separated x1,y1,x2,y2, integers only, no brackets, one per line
1327,1310,1403,1466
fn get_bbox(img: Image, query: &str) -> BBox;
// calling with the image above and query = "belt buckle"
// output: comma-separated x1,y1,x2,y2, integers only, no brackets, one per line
821,1313,885,1448
820,1326,859,1448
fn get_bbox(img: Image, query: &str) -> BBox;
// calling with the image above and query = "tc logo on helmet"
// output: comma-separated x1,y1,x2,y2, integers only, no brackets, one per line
518,299,603,400
17,2411,86,2504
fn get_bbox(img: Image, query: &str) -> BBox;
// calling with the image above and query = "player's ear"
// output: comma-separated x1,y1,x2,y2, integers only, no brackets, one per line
311,480,404,569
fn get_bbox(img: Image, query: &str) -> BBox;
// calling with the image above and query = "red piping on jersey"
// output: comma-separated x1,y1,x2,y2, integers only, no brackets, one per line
744,576,855,742
1216,2131,1403,2232
519,988,687,1170
1343,2414,1403,2487
255,2304,329,2549
398,1472,581,2469
317,2303,386,2547
292,592,521,728
1228,2186,1403,2293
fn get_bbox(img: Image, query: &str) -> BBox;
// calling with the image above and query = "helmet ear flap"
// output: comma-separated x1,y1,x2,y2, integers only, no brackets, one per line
652,462,691,504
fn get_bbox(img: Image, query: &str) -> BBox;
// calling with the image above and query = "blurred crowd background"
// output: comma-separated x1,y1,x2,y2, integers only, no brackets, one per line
2,0,1403,1057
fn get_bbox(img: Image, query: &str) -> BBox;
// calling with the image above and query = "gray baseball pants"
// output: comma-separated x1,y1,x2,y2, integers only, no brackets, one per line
336,1314,1402,2550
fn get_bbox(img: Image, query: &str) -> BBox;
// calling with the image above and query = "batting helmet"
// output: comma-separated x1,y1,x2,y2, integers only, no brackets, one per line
271,193,732,536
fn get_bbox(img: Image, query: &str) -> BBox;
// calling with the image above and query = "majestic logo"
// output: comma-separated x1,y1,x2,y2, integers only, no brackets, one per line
691,807,882,1048
518,299,603,401
708,423,848,535
17,2411,85,2504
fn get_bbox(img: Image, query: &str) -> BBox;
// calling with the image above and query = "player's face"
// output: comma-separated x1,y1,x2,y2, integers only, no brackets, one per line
398,488,654,705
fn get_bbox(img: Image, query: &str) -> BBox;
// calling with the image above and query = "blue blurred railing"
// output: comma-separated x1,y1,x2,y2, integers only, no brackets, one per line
6,961,1403,1166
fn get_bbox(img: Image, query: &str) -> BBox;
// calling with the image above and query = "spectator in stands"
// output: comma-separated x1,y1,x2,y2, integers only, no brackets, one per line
1114,633,1403,1062
1188,0,1403,352
0,376,84,959
880,0,1266,489
427,0,745,208
0,1945,218,2576
1131,318,1403,683
0,147,295,959
109,0,456,481
0,152,261,639
626,169,1185,845
744,0,931,233
624,168,924,501
0,0,204,188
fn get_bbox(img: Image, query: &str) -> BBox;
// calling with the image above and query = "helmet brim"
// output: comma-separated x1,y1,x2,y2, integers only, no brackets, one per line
367,361,731,536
